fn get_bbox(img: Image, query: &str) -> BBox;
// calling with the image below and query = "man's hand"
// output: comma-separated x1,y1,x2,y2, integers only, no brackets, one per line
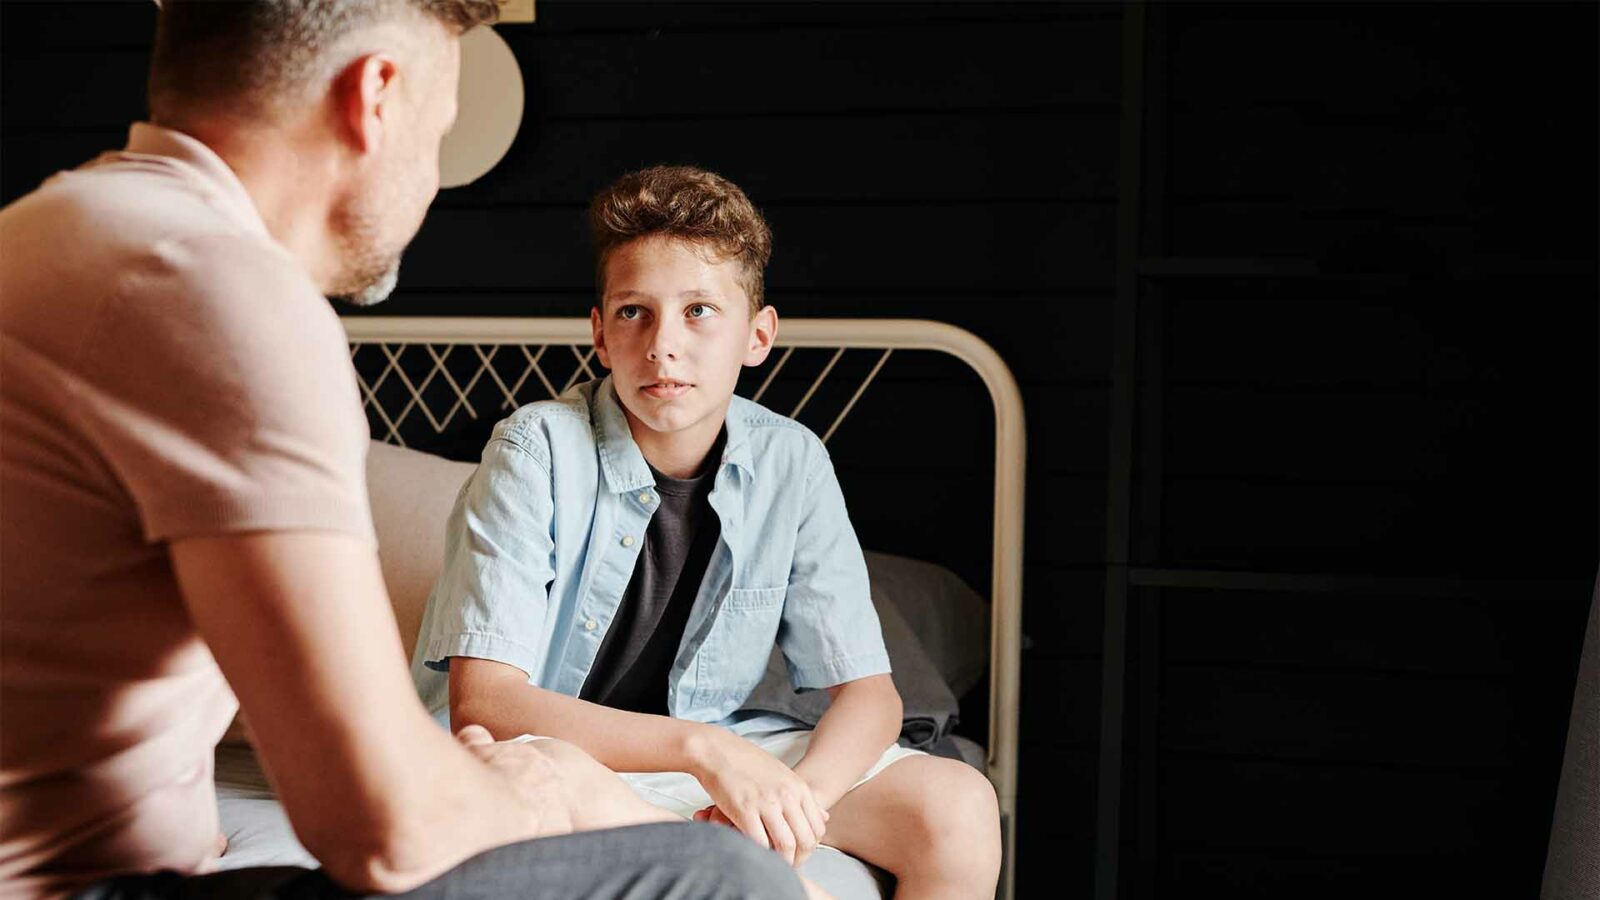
454,726,676,834
685,728,829,867
452,726,575,838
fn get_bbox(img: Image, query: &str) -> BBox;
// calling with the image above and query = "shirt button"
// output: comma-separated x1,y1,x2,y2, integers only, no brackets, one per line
621,535,635,547
583,619,597,631
640,492,653,504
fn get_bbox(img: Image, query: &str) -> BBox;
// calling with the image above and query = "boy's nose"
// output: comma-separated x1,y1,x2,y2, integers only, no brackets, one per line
646,323,680,361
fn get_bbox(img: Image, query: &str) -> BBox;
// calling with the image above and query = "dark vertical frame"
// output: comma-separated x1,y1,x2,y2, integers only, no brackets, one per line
1132,5,1170,899
1097,4,1147,899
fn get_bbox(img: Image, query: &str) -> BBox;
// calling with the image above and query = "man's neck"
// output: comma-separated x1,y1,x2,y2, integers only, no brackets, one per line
625,410,726,480
175,116,344,292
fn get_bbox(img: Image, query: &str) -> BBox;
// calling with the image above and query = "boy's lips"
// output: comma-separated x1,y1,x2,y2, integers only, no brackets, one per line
640,379,693,399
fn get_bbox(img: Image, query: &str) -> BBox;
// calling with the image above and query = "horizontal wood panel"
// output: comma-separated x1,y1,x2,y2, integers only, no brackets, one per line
439,110,1117,207
1166,202,1491,269
1159,665,1514,769
517,17,1120,120
1012,743,1096,891
1017,657,1100,749
0,0,1119,50
1012,743,1098,839
0,48,149,131
1020,567,1104,656
1168,203,1595,270
1166,4,1596,115
0,2,155,52
527,2,1121,35
1161,386,1444,482
1158,384,1596,496
836,471,1103,572
1161,757,1511,854
0,114,1117,207
1159,589,1512,676
0,12,1119,130
821,381,1107,478
1161,479,1595,577
1,131,126,205
1169,109,1595,244
1162,849,1515,899
399,204,1117,293
1163,291,1597,388
1168,110,1480,214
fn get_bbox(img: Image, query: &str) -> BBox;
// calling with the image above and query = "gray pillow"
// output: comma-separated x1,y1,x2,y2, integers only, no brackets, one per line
861,550,990,699
739,555,967,750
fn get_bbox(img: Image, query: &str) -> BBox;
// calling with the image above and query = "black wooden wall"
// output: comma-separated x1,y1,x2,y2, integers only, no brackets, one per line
2,2,1594,897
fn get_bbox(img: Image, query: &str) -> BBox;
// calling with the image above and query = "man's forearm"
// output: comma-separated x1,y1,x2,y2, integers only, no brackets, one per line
171,533,563,894
451,660,712,774
791,674,903,808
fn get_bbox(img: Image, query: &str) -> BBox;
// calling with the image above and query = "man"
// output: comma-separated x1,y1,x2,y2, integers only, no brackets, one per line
0,2,807,898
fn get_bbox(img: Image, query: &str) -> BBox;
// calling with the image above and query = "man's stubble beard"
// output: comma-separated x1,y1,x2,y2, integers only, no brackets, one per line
328,182,413,308
335,260,400,307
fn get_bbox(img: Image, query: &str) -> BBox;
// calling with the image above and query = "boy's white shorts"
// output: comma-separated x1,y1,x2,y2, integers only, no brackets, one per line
617,727,925,818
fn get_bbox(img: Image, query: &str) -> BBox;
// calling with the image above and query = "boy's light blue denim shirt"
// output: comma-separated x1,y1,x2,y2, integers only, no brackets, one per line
410,376,891,733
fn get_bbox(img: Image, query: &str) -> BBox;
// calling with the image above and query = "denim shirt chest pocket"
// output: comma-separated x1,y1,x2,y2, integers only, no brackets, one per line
693,583,786,710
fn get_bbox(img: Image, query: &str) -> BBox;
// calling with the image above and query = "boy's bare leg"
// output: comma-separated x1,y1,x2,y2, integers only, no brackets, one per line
815,755,1000,900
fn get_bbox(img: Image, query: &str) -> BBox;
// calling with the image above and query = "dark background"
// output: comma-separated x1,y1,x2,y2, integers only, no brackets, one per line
2,2,1595,897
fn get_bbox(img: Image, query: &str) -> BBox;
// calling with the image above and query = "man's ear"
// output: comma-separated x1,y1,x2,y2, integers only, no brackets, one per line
335,53,400,155
590,306,611,369
744,305,778,367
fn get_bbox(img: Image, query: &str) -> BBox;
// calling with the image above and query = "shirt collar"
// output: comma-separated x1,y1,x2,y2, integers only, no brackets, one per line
119,122,270,240
590,376,756,492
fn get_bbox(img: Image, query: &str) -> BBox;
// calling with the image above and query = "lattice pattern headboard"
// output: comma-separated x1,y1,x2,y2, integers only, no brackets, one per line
341,315,1025,899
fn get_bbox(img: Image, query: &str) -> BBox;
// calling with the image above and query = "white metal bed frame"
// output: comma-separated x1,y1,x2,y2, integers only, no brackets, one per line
341,316,1025,899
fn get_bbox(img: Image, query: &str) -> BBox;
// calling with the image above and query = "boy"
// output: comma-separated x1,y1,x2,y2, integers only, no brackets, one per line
412,166,1000,898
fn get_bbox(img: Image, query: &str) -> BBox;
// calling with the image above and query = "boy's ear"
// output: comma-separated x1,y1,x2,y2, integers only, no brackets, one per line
590,306,611,369
744,305,778,367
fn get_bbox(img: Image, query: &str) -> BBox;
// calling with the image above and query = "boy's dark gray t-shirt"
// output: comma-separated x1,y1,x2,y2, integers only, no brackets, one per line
579,435,725,715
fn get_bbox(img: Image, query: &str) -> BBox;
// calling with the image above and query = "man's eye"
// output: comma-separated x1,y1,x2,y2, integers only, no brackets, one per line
687,304,715,319
618,306,642,320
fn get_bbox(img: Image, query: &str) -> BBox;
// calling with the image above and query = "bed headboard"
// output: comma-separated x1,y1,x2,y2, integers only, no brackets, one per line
341,315,1025,898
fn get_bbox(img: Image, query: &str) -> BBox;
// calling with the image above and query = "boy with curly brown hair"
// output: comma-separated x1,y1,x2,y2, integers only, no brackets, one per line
413,165,1001,896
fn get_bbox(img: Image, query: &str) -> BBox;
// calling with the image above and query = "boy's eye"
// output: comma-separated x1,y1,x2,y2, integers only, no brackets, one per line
617,305,642,320
686,303,715,319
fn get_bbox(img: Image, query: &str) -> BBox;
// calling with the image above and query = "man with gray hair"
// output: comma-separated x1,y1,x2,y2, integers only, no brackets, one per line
0,2,808,898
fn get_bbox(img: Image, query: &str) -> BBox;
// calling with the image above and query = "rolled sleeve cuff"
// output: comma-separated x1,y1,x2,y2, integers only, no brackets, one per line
789,649,893,691
422,631,544,681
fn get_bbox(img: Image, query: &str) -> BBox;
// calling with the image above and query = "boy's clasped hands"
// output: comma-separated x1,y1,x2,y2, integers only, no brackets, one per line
684,726,830,867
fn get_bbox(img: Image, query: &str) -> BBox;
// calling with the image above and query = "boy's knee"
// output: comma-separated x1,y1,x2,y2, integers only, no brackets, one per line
910,761,1001,852
948,762,1000,825
680,823,806,899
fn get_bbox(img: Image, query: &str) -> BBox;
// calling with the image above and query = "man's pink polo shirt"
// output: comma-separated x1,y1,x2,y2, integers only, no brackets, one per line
0,124,373,898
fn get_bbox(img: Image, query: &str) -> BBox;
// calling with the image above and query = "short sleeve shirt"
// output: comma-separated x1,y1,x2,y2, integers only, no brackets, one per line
0,124,373,897
411,378,892,733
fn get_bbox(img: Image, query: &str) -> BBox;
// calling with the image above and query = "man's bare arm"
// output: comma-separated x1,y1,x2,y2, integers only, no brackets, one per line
172,532,586,892
450,657,711,771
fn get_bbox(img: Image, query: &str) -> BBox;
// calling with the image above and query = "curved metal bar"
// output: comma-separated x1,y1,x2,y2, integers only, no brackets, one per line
342,316,1026,899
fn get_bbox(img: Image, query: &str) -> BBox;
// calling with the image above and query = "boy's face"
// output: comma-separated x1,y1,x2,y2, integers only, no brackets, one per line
592,236,778,448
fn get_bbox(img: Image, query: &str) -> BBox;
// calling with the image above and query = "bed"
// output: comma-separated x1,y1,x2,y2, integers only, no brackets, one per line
215,317,1024,900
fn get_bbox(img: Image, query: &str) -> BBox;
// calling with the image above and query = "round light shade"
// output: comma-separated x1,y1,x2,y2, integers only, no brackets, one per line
440,26,525,189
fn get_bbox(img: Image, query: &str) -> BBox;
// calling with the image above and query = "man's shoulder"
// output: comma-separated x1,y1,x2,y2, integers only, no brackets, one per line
6,152,248,244
6,159,315,314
